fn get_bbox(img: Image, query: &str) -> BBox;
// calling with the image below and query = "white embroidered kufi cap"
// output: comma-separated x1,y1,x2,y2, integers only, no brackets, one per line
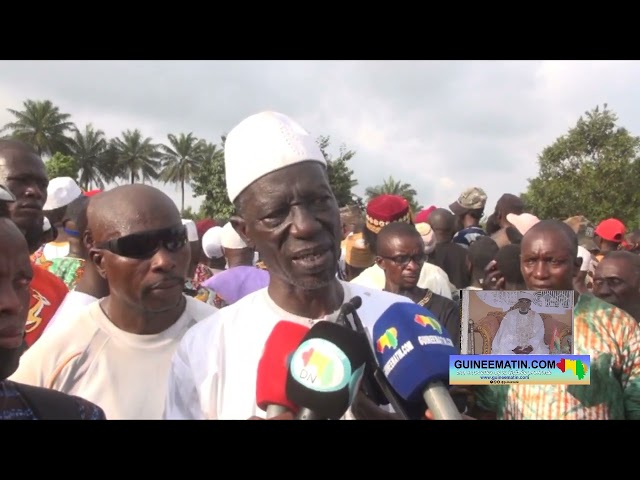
224,111,326,203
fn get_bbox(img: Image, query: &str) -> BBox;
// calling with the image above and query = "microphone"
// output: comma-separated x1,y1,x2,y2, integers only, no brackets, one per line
341,296,412,417
285,321,369,420
372,302,462,420
256,321,309,418
335,296,362,330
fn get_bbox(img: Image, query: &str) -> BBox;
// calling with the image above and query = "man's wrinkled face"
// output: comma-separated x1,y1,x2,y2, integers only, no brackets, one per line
234,162,342,291
593,256,640,311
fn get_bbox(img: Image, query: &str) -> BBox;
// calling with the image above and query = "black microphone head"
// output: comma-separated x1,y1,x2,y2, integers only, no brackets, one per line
349,295,362,310
285,321,369,419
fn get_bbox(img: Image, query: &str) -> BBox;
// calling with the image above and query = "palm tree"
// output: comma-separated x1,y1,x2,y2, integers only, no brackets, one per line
110,129,160,184
68,124,114,190
159,133,204,211
364,176,422,213
1,99,75,157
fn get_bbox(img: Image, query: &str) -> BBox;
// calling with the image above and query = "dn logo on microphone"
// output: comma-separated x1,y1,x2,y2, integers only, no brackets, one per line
290,339,351,392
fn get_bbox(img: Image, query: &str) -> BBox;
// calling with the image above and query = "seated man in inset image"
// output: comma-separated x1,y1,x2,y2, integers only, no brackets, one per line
491,292,548,355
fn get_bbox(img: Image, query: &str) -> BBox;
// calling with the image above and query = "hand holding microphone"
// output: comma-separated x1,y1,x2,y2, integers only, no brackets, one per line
373,302,463,420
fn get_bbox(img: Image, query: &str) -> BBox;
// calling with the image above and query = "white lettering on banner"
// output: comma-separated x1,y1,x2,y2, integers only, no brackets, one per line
383,341,414,376
418,335,454,347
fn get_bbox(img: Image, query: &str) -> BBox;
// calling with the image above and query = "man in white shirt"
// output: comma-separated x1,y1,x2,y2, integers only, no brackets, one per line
10,184,217,419
491,292,548,355
163,111,412,420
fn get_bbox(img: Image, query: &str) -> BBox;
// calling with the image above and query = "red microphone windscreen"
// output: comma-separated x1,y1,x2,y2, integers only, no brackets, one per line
256,321,310,412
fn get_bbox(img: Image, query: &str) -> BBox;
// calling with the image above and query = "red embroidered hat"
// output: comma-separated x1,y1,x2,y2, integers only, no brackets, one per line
595,218,626,243
365,194,412,234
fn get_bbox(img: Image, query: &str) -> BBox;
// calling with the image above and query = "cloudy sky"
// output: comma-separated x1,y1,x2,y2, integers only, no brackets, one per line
0,60,637,215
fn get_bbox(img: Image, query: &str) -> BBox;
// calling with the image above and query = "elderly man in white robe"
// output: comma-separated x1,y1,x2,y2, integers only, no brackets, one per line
491,293,548,355
163,111,414,420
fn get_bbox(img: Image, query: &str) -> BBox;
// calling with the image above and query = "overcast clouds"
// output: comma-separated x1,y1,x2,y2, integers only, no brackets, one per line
0,60,638,215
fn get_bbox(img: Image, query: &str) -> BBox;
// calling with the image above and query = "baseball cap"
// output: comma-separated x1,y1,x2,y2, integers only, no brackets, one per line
43,177,83,210
449,187,487,215
595,218,626,244
564,216,598,251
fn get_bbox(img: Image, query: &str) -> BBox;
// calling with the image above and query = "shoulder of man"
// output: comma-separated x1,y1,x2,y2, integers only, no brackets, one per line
10,380,106,420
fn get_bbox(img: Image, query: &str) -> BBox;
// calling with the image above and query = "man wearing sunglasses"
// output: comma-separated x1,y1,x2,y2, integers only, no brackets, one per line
163,111,414,420
11,184,218,419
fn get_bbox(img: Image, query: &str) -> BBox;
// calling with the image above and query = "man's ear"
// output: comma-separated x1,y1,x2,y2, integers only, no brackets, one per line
375,256,385,270
84,229,108,280
230,214,254,248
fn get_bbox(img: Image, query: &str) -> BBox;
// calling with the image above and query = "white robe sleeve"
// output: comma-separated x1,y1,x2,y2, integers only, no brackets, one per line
529,313,548,354
163,317,221,420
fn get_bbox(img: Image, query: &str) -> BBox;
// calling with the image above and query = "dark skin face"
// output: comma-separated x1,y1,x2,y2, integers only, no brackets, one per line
0,218,33,380
519,228,580,291
231,162,344,319
0,149,48,235
376,233,425,297
88,185,190,334
484,226,580,292
593,255,640,316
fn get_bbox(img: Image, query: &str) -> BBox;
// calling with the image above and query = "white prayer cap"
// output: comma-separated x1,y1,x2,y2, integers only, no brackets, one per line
181,219,198,242
221,222,247,249
0,184,15,202
42,216,52,232
43,176,83,210
577,245,591,272
517,291,536,302
202,226,223,259
224,111,326,203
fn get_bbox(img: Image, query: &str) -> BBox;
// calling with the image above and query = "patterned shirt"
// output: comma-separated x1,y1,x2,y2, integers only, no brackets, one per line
452,226,487,248
0,380,106,420
475,293,640,419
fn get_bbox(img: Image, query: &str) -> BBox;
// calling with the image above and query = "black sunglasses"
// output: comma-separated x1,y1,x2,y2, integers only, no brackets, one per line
379,253,426,267
96,225,188,259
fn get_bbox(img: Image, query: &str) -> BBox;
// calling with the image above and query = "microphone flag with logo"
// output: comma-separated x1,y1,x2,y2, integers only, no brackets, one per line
372,302,457,403
256,321,309,417
285,320,369,419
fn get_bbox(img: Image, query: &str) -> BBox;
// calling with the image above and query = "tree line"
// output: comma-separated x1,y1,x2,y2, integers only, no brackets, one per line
2,99,637,228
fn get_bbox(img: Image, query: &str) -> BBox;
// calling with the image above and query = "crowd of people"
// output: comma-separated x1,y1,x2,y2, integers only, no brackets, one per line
0,109,638,420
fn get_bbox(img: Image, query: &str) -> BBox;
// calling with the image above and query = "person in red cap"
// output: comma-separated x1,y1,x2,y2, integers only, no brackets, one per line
414,206,436,224
588,218,628,292
351,194,453,299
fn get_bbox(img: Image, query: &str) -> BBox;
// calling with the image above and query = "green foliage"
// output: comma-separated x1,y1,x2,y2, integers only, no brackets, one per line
45,152,78,181
523,104,640,229
317,136,358,207
364,175,423,213
190,139,235,220
181,206,202,221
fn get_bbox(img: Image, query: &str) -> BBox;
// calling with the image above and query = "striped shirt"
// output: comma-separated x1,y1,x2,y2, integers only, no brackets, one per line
475,293,640,419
